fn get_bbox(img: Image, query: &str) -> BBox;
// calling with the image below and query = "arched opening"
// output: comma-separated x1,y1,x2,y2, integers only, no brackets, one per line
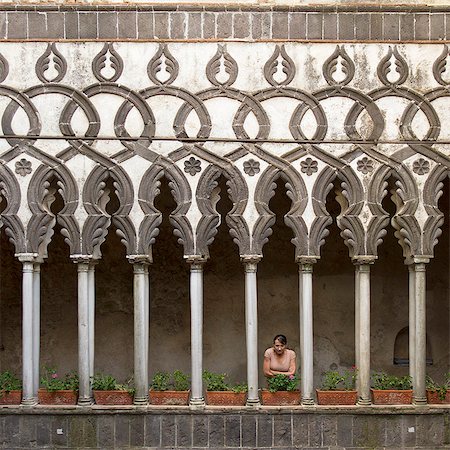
314,176,355,383
258,175,298,387
393,326,433,366
203,174,244,382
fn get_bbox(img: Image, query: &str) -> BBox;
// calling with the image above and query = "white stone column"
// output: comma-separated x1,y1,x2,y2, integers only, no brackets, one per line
298,258,315,405
243,256,261,407
408,264,416,381
130,258,150,405
18,254,38,405
413,258,428,405
189,258,205,407
73,257,93,406
355,265,360,394
88,262,97,381
354,257,375,406
32,262,41,396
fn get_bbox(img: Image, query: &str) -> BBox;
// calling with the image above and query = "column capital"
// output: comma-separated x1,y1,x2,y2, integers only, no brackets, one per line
297,256,317,265
352,255,376,266
241,255,261,266
405,256,430,266
15,253,39,263
186,256,207,268
127,255,152,266
71,254,94,265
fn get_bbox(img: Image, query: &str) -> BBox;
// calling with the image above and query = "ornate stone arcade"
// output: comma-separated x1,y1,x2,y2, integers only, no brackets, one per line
0,39,448,409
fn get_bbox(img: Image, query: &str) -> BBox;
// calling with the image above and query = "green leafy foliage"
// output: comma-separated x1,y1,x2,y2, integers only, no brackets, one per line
91,373,135,394
40,366,79,392
372,372,412,390
202,370,246,392
321,367,357,391
173,370,190,391
267,374,299,393
151,372,171,391
426,374,450,400
0,371,22,393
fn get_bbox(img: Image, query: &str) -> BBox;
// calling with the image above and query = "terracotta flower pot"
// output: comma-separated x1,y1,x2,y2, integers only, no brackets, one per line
38,389,77,405
206,391,246,406
316,389,357,405
149,390,190,405
426,389,450,404
371,389,413,405
261,390,300,406
93,390,133,405
0,390,22,405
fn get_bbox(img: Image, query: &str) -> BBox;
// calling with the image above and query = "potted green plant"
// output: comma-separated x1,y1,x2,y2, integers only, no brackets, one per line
38,366,78,405
92,373,134,405
149,370,190,405
261,373,300,406
426,374,450,404
371,372,412,404
0,371,22,405
203,370,247,406
316,367,357,405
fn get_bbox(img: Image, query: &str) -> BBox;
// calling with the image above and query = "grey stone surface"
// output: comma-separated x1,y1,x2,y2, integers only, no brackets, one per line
137,11,154,39
400,14,415,41
242,414,257,447
79,11,97,39
161,415,176,447
118,11,137,39
187,12,201,39
338,13,355,40
177,414,193,447
225,414,241,447
234,13,250,39
257,414,273,447
272,12,289,39
355,14,369,40
96,415,114,448
154,12,169,39
209,415,225,447
430,14,445,40
27,12,46,39
129,414,145,447
323,13,337,40
203,12,215,39
145,415,161,447
193,415,208,447
370,14,382,40
217,12,232,39
307,13,322,40
273,414,292,446
171,12,186,39
289,12,306,39
292,414,309,447
7,12,26,39
383,13,400,40
98,12,117,39
46,12,64,39
414,14,429,40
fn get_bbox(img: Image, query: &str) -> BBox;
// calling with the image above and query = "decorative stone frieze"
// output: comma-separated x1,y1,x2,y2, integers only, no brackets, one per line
0,41,447,263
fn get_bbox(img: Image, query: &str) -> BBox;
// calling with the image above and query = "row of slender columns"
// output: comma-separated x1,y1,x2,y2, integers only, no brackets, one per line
17,251,429,407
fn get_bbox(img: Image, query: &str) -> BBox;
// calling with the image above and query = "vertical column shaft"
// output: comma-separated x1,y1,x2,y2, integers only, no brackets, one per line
76,260,92,405
299,261,314,405
244,258,260,406
408,264,416,381
21,257,36,405
356,261,372,405
189,260,205,407
88,263,96,380
414,261,427,405
32,263,41,395
355,266,360,393
133,262,149,405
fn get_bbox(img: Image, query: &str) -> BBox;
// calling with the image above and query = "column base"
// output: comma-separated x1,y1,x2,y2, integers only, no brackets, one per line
21,397,38,407
78,397,94,406
246,397,261,408
133,396,149,406
413,396,427,406
301,398,315,406
189,397,205,409
357,398,371,406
